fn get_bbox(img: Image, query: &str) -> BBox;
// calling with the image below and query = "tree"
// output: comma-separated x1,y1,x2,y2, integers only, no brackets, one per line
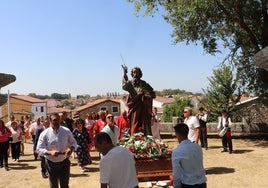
126,0,268,95
201,65,242,118
162,98,192,122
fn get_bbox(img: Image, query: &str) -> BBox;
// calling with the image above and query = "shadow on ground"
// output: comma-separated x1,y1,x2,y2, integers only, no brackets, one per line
207,145,222,149
8,163,37,170
232,149,254,154
206,167,235,175
70,173,89,177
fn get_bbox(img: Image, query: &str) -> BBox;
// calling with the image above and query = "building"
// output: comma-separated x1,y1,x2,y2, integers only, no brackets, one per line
0,95,47,122
153,96,175,115
74,98,121,119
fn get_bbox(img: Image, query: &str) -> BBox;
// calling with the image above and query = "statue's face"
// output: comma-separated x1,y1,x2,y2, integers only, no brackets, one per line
131,68,140,79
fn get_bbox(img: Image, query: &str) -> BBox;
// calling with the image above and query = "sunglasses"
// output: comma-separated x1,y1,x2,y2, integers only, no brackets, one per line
183,111,188,113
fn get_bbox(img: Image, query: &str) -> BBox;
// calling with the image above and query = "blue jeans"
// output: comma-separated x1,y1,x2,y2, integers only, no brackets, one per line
45,158,70,188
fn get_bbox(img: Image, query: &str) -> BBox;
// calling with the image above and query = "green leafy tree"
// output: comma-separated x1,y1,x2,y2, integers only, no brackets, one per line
51,93,69,100
162,98,192,122
201,65,242,119
127,0,268,95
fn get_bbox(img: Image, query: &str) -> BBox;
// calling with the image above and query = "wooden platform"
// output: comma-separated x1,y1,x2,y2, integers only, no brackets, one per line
135,158,172,182
137,170,172,182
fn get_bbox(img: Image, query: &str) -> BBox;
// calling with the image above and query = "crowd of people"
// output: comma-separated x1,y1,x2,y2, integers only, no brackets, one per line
0,105,235,188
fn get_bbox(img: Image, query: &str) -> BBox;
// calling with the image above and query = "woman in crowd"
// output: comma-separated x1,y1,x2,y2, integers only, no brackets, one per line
73,118,92,172
85,113,95,151
0,120,12,170
10,121,23,162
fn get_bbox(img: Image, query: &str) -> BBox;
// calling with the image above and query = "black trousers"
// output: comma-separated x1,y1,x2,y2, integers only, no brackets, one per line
40,156,47,175
45,158,70,188
221,131,233,151
0,141,9,167
181,183,207,188
10,141,21,160
200,127,208,148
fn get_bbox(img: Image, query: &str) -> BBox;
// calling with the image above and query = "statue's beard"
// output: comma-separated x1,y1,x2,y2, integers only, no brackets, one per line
133,78,139,87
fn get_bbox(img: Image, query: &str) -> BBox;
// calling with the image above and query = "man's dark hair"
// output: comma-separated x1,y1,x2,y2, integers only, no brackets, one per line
50,112,59,121
199,107,204,111
173,123,189,137
94,132,112,144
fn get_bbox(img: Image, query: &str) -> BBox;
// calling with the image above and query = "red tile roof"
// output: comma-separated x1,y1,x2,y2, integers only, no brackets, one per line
11,95,46,103
154,96,175,104
75,98,120,112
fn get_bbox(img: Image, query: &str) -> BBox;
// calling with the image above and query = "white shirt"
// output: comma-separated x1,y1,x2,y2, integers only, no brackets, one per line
10,127,22,143
184,116,200,142
101,125,119,145
217,116,232,129
37,126,77,162
100,146,139,188
172,140,206,188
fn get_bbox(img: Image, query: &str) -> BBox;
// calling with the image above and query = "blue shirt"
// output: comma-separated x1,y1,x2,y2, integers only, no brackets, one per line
172,140,206,188
37,126,77,162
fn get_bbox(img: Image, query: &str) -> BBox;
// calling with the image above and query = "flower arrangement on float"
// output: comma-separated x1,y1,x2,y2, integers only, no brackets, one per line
119,132,172,160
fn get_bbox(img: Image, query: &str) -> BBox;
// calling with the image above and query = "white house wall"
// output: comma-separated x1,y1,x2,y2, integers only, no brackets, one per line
153,100,163,108
31,102,47,120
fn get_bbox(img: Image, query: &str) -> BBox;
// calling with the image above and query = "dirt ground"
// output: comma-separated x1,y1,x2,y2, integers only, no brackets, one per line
0,137,267,188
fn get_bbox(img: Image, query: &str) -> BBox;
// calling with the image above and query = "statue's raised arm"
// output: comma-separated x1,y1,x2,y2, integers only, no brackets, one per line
121,64,128,82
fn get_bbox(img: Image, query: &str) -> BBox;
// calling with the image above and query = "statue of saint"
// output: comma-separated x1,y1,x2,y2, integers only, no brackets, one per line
121,65,156,136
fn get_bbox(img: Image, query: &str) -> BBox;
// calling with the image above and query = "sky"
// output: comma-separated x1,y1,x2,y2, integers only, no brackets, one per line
0,0,225,97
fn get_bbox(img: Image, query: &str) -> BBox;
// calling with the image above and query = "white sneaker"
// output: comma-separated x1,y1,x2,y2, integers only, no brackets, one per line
156,181,167,186
80,166,85,172
147,182,152,188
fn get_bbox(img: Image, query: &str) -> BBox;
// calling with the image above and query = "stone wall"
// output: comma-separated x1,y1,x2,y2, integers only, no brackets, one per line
160,116,268,138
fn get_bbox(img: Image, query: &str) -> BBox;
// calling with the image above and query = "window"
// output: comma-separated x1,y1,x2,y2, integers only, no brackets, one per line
112,106,119,113
100,107,107,111
36,107,38,112
41,106,44,113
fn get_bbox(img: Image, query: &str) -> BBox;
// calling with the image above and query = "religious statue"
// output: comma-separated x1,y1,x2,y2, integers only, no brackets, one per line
121,64,156,136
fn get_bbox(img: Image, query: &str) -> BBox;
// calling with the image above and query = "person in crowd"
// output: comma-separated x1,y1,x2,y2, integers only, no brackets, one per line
5,114,15,128
19,116,25,155
34,117,50,178
151,107,161,140
172,123,207,188
0,120,12,170
121,65,156,136
29,117,43,159
94,132,139,188
24,115,31,142
73,118,91,172
116,110,130,140
60,111,73,132
9,121,23,162
94,110,106,135
37,112,77,188
183,107,200,143
5,115,16,156
101,114,119,145
198,107,208,149
85,112,95,151
217,110,233,154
